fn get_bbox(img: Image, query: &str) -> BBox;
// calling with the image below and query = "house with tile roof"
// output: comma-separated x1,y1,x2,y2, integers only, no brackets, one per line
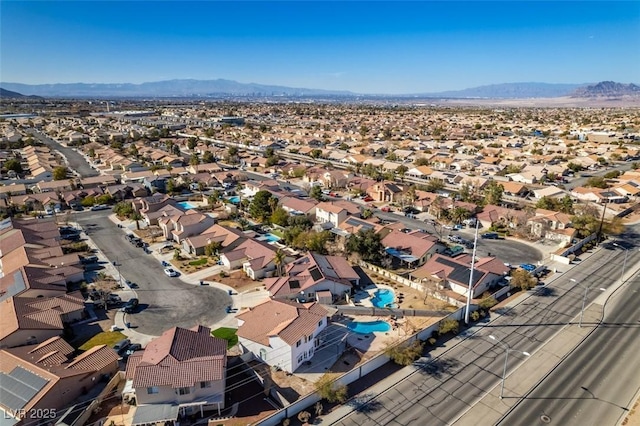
412,254,510,299
366,181,404,203
182,224,246,256
381,230,442,267
0,291,85,349
0,336,119,425
158,210,216,244
264,252,359,301
527,209,576,244
236,299,328,373
315,202,349,228
125,326,227,420
219,238,278,280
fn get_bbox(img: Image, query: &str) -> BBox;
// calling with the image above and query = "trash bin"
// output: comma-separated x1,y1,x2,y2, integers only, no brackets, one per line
126,322,131,329
228,289,233,295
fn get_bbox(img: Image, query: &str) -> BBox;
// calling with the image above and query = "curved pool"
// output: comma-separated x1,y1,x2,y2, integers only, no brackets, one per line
347,320,392,335
371,288,395,308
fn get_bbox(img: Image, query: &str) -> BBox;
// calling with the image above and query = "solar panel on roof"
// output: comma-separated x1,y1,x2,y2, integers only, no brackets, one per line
290,280,300,289
0,367,49,411
309,267,323,281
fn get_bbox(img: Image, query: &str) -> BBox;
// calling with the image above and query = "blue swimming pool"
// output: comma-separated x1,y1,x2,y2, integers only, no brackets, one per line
348,320,392,335
371,288,395,308
227,196,240,204
263,233,281,243
177,201,197,210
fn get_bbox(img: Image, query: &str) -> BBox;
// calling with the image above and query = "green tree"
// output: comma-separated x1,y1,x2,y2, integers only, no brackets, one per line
345,228,385,264
187,138,198,150
270,207,290,227
249,190,276,222
484,181,504,206
315,375,348,404
204,240,222,257
309,185,324,201
53,166,68,181
166,179,176,195
585,176,608,189
510,268,537,290
274,249,287,277
202,151,214,163
306,231,331,254
438,318,460,336
425,179,445,192
190,153,200,166
385,340,425,366
4,158,22,173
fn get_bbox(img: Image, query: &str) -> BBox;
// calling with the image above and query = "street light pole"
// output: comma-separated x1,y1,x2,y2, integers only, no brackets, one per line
612,243,629,283
464,220,480,324
570,278,606,328
489,335,530,399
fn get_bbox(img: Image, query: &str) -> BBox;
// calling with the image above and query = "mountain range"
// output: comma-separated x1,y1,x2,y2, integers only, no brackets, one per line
1,79,638,99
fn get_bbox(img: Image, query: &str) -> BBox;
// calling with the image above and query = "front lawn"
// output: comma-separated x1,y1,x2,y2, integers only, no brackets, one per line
189,258,209,266
78,331,127,351
211,327,238,348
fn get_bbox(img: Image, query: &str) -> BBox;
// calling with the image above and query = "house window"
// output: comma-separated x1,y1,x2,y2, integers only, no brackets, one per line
297,354,303,363
176,387,191,395
147,387,159,394
296,340,301,347
200,381,211,389
318,319,323,327
259,349,267,360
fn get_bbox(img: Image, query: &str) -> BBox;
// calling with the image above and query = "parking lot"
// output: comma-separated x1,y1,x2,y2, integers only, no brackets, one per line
76,211,232,336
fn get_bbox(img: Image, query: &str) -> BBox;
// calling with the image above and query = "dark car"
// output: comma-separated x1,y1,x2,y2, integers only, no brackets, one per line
481,232,499,239
121,298,139,313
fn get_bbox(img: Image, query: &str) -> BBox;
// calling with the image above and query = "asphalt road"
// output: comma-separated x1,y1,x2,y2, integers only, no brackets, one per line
498,253,640,425
76,210,232,336
28,129,99,177
334,244,635,426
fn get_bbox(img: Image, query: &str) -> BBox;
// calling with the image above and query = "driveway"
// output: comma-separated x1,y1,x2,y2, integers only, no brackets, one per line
76,210,232,336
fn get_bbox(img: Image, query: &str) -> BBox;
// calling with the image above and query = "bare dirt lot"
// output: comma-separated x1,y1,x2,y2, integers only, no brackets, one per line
206,270,265,293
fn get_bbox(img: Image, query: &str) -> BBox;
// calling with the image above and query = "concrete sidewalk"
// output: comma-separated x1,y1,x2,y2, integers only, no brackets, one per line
317,246,620,425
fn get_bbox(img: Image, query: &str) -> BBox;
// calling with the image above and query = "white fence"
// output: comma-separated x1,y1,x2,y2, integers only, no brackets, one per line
256,306,468,426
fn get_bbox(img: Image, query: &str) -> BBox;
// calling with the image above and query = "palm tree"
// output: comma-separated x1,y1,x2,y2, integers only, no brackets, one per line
131,211,143,230
274,249,286,277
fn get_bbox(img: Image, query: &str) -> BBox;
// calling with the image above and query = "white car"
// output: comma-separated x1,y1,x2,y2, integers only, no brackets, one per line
164,268,179,277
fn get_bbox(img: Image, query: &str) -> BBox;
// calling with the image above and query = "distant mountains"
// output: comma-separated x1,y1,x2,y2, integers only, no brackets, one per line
419,82,587,99
1,79,638,99
0,88,30,98
0,79,354,98
570,81,640,98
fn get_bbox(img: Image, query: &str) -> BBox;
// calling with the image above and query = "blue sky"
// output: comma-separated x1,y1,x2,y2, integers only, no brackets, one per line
2,1,639,94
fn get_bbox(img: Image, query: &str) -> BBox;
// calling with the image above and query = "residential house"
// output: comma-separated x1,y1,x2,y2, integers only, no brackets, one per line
279,197,317,217
182,224,245,256
236,299,329,374
0,337,119,424
528,209,576,244
264,252,359,301
381,230,443,267
125,326,227,421
366,181,404,203
476,204,530,230
220,239,278,280
315,202,349,228
412,254,509,299
158,210,216,244
0,292,86,349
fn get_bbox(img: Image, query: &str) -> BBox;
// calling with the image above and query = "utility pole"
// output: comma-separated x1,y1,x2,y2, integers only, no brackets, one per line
465,220,480,324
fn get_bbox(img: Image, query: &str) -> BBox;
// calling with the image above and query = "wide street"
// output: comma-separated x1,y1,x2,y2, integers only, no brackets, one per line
498,262,640,425
75,210,232,336
332,243,638,426
28,129,99,177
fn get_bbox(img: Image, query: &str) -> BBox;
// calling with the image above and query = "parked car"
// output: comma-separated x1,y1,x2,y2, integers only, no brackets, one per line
161,260,171,268
123,344,142,358
121,298,139,313
113,339,131,355
164,268,179,277
363,196,374,202
481,232,499,239
80,255,99,264
90,204,110,211
381,206,392,212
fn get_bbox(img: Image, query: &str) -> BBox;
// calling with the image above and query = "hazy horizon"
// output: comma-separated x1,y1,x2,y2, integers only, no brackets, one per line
2,1,639,94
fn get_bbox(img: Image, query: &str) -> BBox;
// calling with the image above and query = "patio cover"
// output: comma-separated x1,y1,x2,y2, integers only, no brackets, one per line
385,247,419,263
131,404,179,426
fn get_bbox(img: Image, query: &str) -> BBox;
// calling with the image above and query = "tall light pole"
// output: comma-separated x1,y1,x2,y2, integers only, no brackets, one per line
570,278,606,328
488,335,530,399
612,243,629,283
464,220,480,324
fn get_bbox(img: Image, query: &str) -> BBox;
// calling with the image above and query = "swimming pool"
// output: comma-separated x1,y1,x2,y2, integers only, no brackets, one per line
177,201,197,210
371,288,395,308
263,233,281,243
227,196,240,204
347,320,392,335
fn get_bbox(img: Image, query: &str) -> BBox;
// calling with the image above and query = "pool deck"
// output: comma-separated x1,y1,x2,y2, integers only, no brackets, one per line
345,315,410,354
352,283,396,308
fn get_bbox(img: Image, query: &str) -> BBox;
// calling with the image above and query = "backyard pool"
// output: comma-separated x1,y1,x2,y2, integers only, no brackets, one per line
263,233,281,243
177,201,197,210
227,196,241,204
371,288,395,308
348,320,392,335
